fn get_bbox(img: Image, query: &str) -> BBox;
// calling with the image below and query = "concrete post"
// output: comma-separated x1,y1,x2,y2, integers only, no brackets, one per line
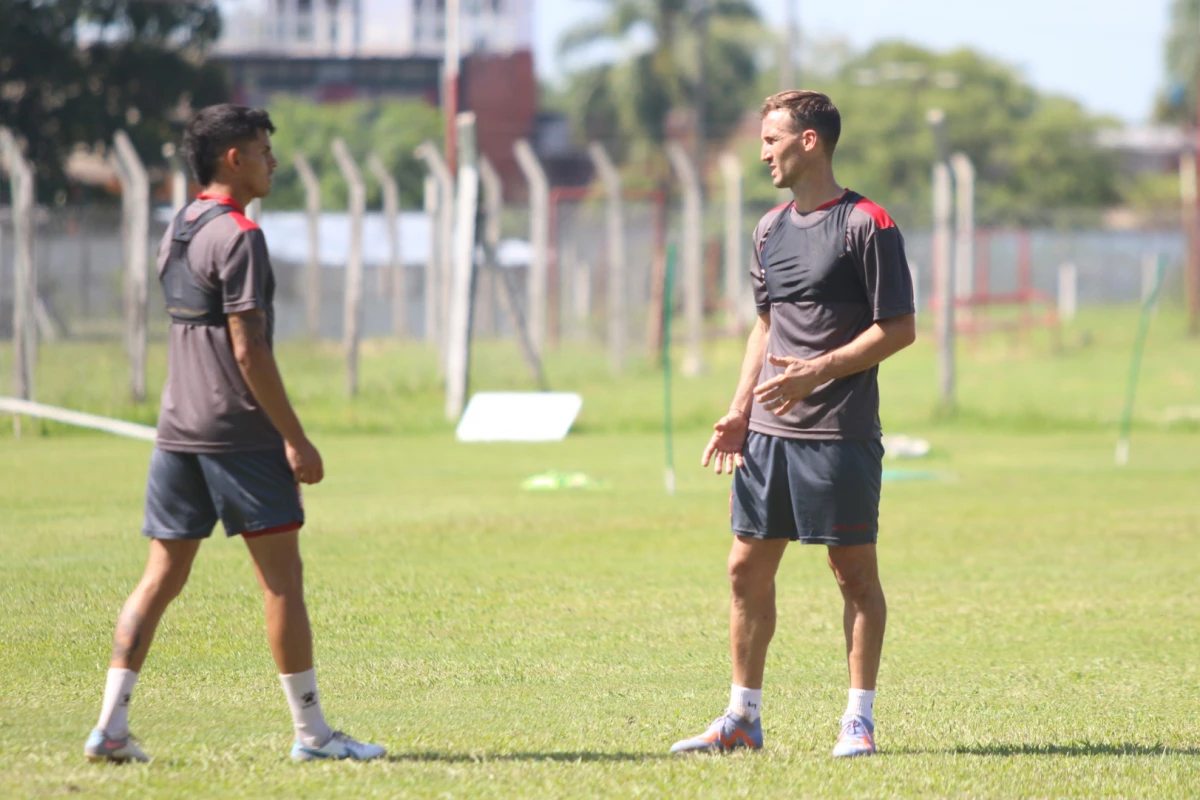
445,113,479,421
513,138,549,357
331,138,365,396
368,152,406,337
587,142,627,371
293,152,322,339
113,130,149,403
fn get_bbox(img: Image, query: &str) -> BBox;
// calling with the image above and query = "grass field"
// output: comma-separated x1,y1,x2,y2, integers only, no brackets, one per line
2,308,1200,797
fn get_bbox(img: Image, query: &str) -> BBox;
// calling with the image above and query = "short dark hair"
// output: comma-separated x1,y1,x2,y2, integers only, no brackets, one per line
761,90,841,154
181,104,276,186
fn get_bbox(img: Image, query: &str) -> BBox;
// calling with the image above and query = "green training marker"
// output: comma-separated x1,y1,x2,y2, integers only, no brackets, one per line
663,244,678,495
1116,253,1166,466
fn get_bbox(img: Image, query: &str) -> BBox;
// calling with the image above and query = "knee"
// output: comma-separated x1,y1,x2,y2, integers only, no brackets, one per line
828,559,880,603
727,553,770,599
142,565,191,604
261,557,305,600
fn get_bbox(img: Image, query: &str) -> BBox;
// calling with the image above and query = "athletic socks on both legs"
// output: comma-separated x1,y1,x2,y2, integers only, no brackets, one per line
97,666,334,749
729,685,875,728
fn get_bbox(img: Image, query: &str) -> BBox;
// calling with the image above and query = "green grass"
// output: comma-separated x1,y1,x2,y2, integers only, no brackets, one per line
2,306,1200,797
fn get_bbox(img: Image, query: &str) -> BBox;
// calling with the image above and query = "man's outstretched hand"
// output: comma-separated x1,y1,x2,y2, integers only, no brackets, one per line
701,411,750,475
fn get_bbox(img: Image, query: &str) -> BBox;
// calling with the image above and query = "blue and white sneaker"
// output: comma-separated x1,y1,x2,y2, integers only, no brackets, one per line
670,710,763,753
832,715,876,757
84,728,150,763
290,730,386,762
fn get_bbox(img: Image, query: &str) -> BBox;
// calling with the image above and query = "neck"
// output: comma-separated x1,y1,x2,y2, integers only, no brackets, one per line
787,163,842,213
200,182,253,213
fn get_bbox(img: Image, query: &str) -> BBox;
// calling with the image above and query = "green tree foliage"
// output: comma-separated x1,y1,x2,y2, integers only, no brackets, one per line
263,96,443,211
739,42,1121,227
1158,0,1199,124
0,0,227,200
555,0,763,163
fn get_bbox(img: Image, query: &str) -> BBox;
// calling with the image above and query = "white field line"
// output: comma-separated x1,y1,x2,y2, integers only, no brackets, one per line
0,397,156,442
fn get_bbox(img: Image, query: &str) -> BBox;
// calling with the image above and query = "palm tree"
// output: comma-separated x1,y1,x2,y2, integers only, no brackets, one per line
556,0,763,169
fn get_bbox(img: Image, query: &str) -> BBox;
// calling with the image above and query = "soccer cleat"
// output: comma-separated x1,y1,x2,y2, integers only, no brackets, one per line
290,730,386,762
84,729,150,763
670,710,763,754
832,715,876,758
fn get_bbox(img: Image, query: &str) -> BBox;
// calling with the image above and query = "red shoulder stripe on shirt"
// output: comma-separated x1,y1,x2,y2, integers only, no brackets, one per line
228,211,259,232
853,196,896,230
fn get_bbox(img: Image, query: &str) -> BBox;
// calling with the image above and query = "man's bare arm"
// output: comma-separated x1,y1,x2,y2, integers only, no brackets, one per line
227,310,306,444
729,312,772,418
702,312,771,473
755,313,916,415
812,313,916,383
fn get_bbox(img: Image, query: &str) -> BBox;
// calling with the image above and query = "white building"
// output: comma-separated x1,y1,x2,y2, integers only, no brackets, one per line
216,0,534,58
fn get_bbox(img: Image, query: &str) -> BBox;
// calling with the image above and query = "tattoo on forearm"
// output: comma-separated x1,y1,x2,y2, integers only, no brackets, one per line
230,312,269,351
112,611,146,662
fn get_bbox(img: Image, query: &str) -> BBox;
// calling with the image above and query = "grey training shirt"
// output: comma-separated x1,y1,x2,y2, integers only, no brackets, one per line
749,190,915,441
154,194,283,454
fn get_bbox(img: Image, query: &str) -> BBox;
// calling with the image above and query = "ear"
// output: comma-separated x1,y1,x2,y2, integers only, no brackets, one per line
802,129,820,153
222,145,241,174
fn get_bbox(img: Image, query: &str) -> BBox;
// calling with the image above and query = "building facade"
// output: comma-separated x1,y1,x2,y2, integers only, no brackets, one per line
217,0,534,60
213,0,539,193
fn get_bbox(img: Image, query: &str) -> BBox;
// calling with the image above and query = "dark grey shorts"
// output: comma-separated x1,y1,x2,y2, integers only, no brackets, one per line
731,432,883,546
142,447,304,540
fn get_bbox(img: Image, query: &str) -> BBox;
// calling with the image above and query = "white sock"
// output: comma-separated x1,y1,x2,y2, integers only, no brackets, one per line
96,668,138,738
279,669,333,747
844,688,875,725
730,685,762,723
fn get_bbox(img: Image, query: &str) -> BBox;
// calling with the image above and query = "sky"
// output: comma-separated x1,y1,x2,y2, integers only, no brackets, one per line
535,0,1176,125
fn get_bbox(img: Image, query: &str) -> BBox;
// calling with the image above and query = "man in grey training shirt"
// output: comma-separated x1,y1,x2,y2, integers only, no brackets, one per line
84,104,384,763
670,91,916,758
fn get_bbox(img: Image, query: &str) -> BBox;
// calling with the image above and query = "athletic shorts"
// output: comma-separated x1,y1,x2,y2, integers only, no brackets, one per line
142,447,304,540
731,432,883,546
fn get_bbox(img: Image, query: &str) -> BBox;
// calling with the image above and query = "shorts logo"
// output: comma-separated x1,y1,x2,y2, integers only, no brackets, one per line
832,523,871,532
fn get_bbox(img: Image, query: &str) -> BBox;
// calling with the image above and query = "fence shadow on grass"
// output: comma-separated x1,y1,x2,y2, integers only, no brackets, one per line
892,742,1200,757
386,751,667,764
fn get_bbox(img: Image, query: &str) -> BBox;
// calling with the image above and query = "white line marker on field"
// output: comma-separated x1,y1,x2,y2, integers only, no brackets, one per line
0,397,156,442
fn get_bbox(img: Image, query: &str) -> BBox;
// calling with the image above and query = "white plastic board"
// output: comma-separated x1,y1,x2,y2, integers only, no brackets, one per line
455,392,582,442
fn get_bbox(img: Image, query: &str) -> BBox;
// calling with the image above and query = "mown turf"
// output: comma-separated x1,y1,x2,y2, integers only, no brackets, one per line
2,308,1199,797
